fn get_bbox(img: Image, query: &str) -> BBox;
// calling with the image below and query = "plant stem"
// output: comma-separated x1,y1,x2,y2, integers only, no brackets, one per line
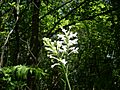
65,72,71,90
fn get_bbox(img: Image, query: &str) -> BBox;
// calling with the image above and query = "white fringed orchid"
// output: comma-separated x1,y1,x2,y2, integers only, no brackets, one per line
43,27,78,90
43,27,78,67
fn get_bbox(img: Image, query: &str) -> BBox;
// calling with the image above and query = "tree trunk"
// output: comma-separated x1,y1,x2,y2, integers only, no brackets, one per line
13,0,20,65
28,0,40,65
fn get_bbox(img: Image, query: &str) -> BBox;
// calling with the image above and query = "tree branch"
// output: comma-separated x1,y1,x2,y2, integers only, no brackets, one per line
47,1,86,37
40,0,72,20
48,8,114,37
0,19,18,68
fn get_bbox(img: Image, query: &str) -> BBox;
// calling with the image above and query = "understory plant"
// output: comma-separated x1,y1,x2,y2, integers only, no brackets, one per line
43,27,78,90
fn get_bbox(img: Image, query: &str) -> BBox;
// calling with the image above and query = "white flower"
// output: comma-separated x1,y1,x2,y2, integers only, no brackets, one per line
51,42,55,46
57,41,63,47
47,55,58,60
68,40,74,46
45,47,53,52
58,49,64,52
43,28,79,69
69,39,78,45
43,37,47,41
107,54,111,58
57,34,65,39
69,47,79,55
69,47,76,50
61,28,67,34
57,34,66,41
47,54,52,58
51,63,60,68
69,26,72,29
43,37,51,42
72,39,78,43
61,59,67,65
62,45,67,52
72,47,79,53
69,32,77,38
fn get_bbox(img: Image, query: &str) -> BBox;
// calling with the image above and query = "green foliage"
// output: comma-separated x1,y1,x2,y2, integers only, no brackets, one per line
0,0,120,89
43,27,78,66
43,27,79,90
0,65,45,89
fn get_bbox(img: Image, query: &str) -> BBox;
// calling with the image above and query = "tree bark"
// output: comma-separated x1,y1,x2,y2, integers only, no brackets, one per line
13,0,20,65
29,0,40,65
